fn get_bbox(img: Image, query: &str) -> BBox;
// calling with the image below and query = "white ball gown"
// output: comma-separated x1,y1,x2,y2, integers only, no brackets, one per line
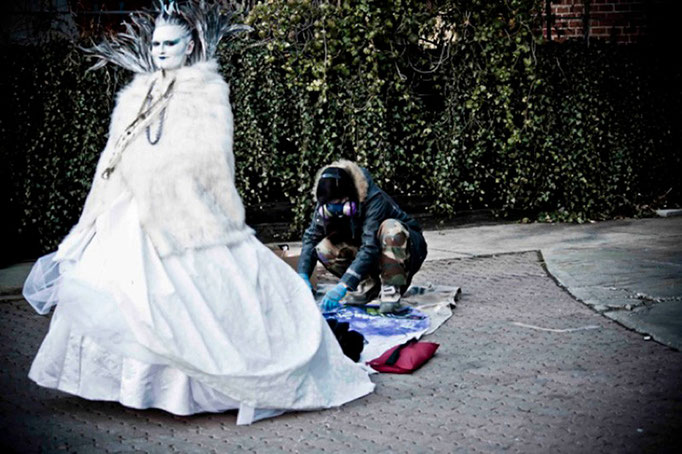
23,62,374,425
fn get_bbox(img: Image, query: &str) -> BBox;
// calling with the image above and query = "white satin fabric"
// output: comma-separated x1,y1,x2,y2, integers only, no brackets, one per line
24,193,374,424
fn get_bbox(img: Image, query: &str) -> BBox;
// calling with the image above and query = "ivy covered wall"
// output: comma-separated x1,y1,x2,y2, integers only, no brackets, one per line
1,0,680,264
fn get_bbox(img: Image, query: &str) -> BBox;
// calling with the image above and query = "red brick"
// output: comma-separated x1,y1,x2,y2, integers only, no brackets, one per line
612,12,644,25
541,0,649,44
591,15,618,26
605,12,629,22
590,26,610,36
614,3,644,13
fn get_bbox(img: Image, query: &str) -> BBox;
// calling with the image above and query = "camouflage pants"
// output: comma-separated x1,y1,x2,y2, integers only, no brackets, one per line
315,219,411,291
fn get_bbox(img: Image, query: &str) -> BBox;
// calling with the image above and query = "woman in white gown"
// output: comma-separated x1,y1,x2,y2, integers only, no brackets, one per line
23,0,373,425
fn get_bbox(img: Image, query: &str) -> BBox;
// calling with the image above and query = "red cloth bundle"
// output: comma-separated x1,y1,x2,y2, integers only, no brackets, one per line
367,339,439,374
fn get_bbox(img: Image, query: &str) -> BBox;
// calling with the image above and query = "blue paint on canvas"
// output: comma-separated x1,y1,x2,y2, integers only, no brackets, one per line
323,305,429,337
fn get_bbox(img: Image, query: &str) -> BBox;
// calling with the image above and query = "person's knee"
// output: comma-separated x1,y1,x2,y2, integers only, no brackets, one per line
315,237,358,265
315,237,336,264
378,219,409,252
378,220,409,288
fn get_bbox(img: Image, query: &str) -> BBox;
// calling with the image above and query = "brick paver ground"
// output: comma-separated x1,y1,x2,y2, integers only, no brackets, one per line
1,252,681,453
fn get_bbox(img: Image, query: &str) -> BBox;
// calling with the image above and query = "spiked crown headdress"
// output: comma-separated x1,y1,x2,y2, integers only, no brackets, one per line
84,0,251,73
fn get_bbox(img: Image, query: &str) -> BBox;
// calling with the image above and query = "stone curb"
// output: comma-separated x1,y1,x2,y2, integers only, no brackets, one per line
656,208,682,218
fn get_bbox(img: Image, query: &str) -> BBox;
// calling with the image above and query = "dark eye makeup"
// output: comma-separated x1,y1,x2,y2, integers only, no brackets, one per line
152,38,183,48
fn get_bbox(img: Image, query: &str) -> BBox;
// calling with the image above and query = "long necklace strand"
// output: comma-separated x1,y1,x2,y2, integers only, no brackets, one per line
146,107,165,145
144,80,165,145
101,78,175,179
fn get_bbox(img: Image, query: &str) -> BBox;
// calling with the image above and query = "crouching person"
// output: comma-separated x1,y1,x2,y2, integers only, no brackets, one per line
297,160,428,314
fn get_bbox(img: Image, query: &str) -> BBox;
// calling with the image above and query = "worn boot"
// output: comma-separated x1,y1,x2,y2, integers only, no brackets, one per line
379,284,405,314
344,275,381,305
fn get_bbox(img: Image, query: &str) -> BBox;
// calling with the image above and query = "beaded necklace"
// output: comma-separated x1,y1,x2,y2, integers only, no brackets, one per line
101,76,175,179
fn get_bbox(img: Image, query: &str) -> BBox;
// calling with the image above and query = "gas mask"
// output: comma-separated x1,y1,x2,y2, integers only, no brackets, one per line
318,200,358,221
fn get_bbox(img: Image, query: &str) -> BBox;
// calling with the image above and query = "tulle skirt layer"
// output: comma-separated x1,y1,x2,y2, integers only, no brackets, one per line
24,193,373,424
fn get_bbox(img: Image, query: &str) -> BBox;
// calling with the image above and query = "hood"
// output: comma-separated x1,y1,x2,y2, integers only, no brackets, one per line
312,159,369,203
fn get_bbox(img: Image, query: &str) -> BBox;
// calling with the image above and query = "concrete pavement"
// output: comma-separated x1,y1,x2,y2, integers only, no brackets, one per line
1,216,681,452
422,216,682,351
272,215,682,351
2,216,681,350
3,251,682,452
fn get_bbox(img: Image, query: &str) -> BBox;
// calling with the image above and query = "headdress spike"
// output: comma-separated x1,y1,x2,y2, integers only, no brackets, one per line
84,0,252,73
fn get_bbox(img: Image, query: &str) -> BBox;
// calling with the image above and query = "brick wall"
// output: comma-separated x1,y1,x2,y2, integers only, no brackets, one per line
545,0,648,44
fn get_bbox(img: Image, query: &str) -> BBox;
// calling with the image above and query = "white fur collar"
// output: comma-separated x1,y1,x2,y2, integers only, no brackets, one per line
172,59,221,83
128,59,222,90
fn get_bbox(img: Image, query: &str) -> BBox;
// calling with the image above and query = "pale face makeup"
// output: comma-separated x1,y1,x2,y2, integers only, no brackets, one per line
151,24,194,71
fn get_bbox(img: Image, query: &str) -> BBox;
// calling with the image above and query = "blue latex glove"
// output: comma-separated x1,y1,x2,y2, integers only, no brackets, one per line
321,283,348,312
298,272,313,293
